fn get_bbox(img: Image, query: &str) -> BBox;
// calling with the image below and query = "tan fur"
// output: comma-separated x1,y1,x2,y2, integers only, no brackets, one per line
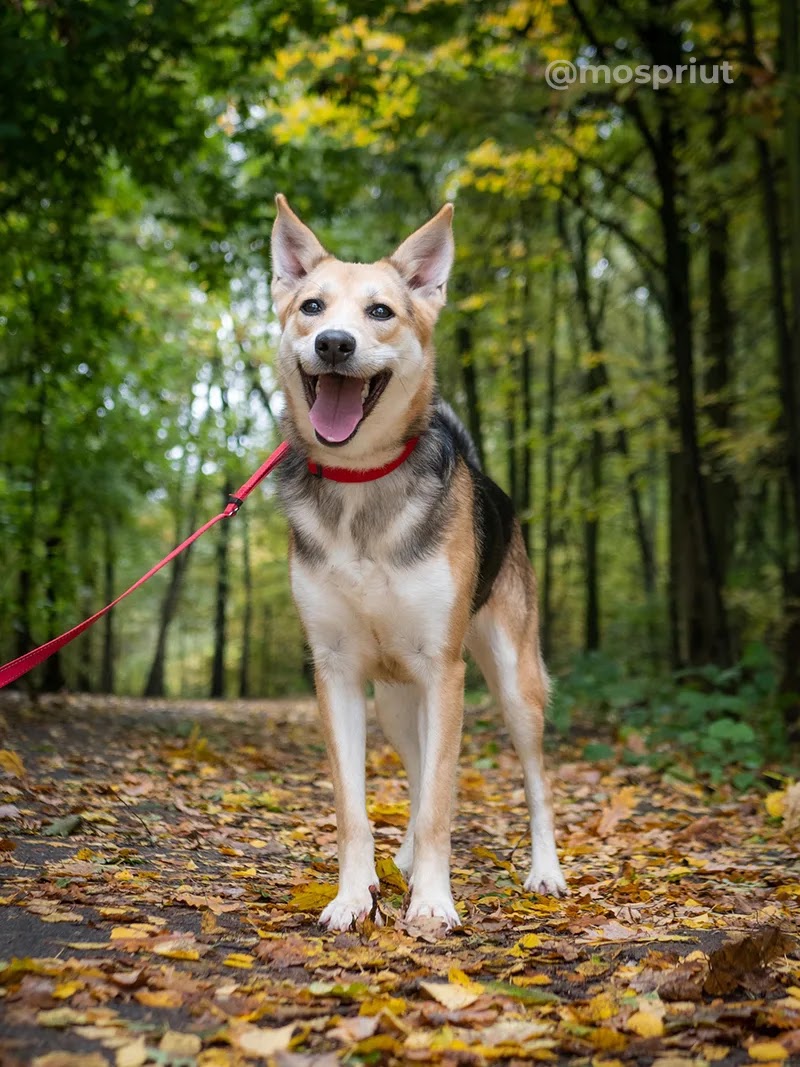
444,461,480,659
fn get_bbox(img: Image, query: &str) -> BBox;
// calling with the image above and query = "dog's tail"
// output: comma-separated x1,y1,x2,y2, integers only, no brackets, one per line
435,398,482,471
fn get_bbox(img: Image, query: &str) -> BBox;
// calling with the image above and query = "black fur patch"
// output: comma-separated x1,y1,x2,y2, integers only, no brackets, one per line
469,467,515,613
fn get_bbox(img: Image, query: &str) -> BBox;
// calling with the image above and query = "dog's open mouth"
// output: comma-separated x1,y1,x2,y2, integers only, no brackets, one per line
299,367,391,446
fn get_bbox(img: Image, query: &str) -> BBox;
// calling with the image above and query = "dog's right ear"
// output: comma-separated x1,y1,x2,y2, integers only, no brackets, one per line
271,194,328,295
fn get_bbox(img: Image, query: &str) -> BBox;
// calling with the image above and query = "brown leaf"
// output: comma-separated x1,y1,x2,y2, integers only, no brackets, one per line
597,786,637,837
704,927,795,995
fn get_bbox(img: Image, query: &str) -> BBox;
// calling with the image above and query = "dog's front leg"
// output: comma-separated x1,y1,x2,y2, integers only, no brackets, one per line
315,667,378,930
405,657,465,929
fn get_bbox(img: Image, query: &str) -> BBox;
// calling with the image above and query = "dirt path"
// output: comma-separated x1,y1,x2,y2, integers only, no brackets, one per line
1,693,799,1066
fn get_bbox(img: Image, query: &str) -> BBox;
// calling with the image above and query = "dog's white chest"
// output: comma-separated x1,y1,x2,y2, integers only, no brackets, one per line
290,493,455,682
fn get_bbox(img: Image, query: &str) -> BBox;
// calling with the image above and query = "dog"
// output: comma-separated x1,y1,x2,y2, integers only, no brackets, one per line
270,194,566,930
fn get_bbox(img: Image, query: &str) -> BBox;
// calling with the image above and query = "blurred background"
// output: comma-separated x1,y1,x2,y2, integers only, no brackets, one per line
1,0,798,770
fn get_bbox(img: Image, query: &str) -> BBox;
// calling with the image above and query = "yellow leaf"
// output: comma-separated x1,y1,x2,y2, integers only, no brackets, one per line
33,1055,108,1067
448,966,483,990
585,1027,628,1052
198,1051,234,1067
626,1009,664,1038
152,939,200,961
230,866,257,878
766,790,786,818
286,882,337,912
111,924,155,939
359,996,406,1016
471,845,520,881
749,1043,788,1061
582,992,618,1023
376,856,407,893
52,980,83,1000
511,932,542,955
135,989,184,1008
223,952,254,969
230,1022,296,1058
367,800,409,827
160,1032,201,1057
0,750,25,777
37,1007,88,1027
116,1037,148,1067
419,980,481,1010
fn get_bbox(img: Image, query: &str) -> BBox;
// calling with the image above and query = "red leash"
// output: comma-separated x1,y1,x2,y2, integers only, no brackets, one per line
0,441,290,691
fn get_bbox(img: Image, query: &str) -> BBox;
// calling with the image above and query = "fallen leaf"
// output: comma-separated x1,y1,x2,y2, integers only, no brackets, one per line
0,749,25,777
748,1042,788,1061
420,980,482,1010
286,882,337,912
33,1056,108,1067
37,1007,89,1027
135,989,184,1008
42,814,82,837
229,1023,296,1058
223,952,254,969
116,1038,148,1067
705,927,795,995
159,1031,202,1057
627,1008,665,1038
329,1015,380,1042
597,786,638,837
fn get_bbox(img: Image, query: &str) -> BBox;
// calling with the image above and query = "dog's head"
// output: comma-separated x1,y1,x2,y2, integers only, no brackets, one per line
270,194,454,462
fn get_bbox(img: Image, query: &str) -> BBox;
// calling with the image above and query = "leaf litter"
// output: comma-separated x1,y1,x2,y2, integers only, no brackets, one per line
0,691,798,1066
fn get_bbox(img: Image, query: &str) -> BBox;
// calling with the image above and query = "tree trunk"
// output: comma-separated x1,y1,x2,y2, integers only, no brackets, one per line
704,26,738,595
778,0,800,731
519,267,534,556
743,0,800,727
651,92,731,666
541,260,559,661
143,476,202,698
40,496,71,692
562,210,604,651
505,377,518,509
456,296,485,468
100,522,115,694
238,508,252,699
210,478,232,699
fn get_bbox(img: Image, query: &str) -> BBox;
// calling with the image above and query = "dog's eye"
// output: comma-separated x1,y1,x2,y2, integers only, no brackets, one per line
300,299,325,315
367,304,394,320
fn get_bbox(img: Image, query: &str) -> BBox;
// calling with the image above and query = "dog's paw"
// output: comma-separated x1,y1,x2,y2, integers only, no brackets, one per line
405,892,461,929
524,863,568,897
320,885,382,931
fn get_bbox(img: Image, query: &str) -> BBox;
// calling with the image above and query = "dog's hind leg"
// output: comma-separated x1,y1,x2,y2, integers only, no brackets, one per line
374,681,421,876
466,537,566,897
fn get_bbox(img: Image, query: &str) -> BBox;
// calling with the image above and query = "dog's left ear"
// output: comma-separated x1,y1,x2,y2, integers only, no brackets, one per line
271,193,329,294
390,203,454,305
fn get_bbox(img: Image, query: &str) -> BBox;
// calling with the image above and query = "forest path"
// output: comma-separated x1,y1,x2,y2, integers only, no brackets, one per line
0,693,798,1066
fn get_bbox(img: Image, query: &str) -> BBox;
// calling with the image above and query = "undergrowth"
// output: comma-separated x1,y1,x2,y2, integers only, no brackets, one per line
548,644,795,790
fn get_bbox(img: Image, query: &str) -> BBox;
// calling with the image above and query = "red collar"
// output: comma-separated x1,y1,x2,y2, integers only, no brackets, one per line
307,436,420,482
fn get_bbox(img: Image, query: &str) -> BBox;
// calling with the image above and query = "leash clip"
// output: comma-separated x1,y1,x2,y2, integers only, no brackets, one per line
227,494,244,513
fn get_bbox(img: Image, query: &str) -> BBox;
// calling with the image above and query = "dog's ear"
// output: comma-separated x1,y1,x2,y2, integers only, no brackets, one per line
390,204,454,305
271,194,329,293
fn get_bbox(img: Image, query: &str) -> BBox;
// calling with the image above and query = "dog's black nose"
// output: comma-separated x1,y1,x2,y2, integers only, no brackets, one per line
315,330,356,366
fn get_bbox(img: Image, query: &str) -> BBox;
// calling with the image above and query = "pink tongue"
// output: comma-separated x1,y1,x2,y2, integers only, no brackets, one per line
309,375,365,443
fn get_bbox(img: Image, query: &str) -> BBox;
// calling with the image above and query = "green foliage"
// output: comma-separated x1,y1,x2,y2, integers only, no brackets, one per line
555,646,790,789
0,0,798,728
